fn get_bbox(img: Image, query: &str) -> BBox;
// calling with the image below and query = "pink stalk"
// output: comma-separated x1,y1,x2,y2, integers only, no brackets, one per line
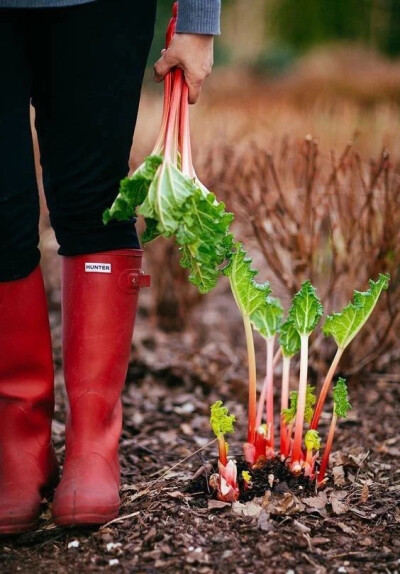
163,69,183,163
179,82,195,178
152,71,173,156
311,347,344,430
291,333,309,471
243,315,257,445
280,355,291,457
256,336,274,428
265,337,275,450
318,413,337,485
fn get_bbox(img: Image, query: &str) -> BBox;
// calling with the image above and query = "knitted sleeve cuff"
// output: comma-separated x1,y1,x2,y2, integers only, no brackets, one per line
176,0,221,35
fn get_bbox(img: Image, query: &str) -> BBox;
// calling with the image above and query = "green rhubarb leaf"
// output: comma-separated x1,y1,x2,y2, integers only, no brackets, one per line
141,218,161,244
103,155,162,224
210,401,236,438
279,319,301,357
250,296,284,339
323,274,390,349
282,390,298,424
179,244,221,293
176,188,234,293
282,385,315,424
289,280,323,336
305,429,321,452
139,161,196,236
222,243,271,317
333,377,352,418
304,385,316,424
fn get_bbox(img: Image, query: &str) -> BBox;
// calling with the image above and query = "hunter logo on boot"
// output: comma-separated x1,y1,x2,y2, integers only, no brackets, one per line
85,263,112,273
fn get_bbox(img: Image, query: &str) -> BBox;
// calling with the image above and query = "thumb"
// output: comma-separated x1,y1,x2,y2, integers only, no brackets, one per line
153,51,177,83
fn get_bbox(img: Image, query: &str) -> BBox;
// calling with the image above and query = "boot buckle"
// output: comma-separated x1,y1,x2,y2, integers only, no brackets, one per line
118,270,151,293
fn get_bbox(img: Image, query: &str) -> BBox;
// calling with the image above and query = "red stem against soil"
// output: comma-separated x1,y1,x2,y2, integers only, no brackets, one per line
280,355,291,457
291,334,309,470
265,337,275,449
217,435,228,467
311,347,344,430
318,413,337,484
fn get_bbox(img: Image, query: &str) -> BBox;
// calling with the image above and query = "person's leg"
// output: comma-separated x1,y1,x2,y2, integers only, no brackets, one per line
0,11,58,534
31,0,156,525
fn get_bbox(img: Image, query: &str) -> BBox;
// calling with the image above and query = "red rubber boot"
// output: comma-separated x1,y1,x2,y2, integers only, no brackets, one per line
52,249,149,526
0,267,59,535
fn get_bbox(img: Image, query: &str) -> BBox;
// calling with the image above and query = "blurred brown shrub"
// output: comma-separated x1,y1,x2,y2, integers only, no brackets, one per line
196,139,400,374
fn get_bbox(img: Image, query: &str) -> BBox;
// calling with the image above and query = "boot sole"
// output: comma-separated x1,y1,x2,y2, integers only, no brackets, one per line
53,508,119,527
0,519,38,536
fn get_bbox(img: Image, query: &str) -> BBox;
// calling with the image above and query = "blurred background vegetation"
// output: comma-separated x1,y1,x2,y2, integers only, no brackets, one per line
150,0,400,71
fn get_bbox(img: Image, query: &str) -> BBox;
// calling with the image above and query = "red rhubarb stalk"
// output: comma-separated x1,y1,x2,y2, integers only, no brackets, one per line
291,333,309,471
243,314,257,444
311,347,343,430
280,354,291,457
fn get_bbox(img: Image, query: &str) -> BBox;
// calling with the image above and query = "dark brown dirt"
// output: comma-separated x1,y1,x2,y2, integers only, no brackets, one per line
1,301,400,574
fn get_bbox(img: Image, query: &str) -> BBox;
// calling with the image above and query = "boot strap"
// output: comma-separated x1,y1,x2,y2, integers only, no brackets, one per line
118,270,151,293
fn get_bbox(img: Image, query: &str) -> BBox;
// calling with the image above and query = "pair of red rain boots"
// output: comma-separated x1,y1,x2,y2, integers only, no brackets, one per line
0,249,149,533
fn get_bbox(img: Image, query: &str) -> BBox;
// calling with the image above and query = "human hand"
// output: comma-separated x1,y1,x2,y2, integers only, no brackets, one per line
153,33,214,104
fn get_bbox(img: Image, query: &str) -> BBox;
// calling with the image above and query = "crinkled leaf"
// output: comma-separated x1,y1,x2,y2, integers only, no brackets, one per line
141,218,161,244
305,429,321,452
282,390,298,424
210,401,236,438
304,385,316,424
251,296,284,339
139,161,196,236
103,155,162,224
222,243,271,317
279,318,301,357
176,188,234,293
289,281,323,335
323,274,390,349
283,385,315,424
333,377,352,418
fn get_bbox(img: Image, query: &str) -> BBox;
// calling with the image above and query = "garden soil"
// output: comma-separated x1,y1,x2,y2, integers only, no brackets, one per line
1,297,399,574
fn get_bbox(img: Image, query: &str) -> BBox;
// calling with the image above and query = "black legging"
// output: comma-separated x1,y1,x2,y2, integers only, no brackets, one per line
0,0,156,281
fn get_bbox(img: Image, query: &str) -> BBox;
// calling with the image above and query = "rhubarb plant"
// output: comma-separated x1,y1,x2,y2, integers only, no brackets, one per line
288,281,323,472
304,429,321,478
103,4,234,294
222,243,271,463
209,401,239,502
251,297,284,458
278,319,301,458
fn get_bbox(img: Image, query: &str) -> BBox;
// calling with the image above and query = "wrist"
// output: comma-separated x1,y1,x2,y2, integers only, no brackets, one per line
176,0,221,36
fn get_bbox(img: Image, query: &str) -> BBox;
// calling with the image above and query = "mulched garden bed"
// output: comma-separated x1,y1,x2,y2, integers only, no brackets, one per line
1,307,400,574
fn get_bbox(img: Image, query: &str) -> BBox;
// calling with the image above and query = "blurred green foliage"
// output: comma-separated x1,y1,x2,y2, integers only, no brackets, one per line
271,0,400,57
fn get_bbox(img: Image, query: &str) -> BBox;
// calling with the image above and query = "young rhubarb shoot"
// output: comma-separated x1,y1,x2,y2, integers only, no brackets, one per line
210,400,235,466
251,297,284,456
209,401,239,502
289,281,323,472
282,385,316,460
222,244,271,459
304,429,321,478
279,319,301,458
311,273,389,429
318,378,352,485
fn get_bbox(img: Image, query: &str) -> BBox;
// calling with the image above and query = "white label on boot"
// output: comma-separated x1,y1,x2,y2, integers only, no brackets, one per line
85,263,112,273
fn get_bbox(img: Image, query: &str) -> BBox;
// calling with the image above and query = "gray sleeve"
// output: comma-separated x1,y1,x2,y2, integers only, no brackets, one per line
176,0,221,35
